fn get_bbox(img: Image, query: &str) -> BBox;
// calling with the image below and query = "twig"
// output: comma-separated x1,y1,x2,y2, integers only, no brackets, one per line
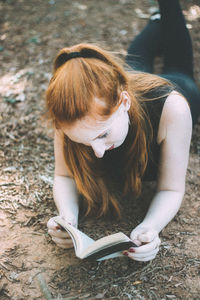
0,262,11,271
53,294,91,300
36,273,53,300
0,182,17,186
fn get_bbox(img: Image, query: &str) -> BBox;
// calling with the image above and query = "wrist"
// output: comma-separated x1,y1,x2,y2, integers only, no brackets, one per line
59,211,78,228
138,220,160,233
55,201,79,225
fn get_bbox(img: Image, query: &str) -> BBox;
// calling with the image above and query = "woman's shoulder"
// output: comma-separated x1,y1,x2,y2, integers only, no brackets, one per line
157,91,192,144
162,91,192,123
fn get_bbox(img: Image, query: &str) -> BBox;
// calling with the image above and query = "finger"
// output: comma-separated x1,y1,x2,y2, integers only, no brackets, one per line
138,230,158,243
129,237,161,254
52,236,73,246
57,243,73,249
47,217,61,230
131,253,158,262
48,229,70,239
52,236,73,244
53,240,74,249
128,247,159,259
132,239,142,247
124,248,159,261
130,228,145,240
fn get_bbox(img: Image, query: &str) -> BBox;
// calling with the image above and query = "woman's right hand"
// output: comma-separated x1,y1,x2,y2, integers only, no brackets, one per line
47,216,75,249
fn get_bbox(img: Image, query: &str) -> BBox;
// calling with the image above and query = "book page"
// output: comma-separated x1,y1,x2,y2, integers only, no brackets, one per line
54,216,94,257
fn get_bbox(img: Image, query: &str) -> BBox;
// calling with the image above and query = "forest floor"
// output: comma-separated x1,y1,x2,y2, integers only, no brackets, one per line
0,0,200,299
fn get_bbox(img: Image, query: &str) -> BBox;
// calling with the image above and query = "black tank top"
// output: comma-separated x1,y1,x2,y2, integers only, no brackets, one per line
140,85,174,181
142,91,170,181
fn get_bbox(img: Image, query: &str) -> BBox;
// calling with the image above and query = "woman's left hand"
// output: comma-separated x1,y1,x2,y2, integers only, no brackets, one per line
123,225,161,261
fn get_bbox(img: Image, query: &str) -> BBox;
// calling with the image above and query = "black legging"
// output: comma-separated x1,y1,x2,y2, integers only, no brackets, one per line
126,0,200,125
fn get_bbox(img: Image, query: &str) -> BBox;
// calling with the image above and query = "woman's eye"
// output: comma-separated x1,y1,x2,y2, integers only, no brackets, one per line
98,132,109,139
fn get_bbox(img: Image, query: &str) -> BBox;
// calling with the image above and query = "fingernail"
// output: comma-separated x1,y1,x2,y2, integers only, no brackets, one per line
129,248,135,253
123,251,129,256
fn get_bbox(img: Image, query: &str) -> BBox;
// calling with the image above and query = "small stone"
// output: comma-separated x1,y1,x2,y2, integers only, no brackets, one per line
16,93,25,102
120,30,128,35
9,272,18,280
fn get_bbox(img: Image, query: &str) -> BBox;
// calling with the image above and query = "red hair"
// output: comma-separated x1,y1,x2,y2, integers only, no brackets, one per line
46,43,172,217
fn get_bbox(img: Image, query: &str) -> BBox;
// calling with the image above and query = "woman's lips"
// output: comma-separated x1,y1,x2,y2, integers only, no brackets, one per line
108,144,114,150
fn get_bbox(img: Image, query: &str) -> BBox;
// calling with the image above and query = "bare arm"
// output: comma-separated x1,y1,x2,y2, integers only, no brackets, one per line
53,129,79,226
126,93,192,261
47,130,79,248
53,176,79,227
141,93,192,232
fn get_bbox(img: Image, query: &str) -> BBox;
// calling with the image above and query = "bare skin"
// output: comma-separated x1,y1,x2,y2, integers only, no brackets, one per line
47,91,192,261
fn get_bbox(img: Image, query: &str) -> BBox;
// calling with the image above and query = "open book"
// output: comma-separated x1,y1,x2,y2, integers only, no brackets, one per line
54,216,138,261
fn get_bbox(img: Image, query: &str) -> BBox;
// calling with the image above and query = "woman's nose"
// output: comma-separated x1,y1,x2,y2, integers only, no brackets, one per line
91,141,106,158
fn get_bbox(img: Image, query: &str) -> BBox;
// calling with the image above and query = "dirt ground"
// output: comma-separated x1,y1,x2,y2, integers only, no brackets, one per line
0,0,200,299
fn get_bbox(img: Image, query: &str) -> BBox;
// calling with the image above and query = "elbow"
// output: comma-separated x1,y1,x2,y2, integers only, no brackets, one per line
157,187,185,199
53,175,75,190
54,173,73,180
157,180,186,198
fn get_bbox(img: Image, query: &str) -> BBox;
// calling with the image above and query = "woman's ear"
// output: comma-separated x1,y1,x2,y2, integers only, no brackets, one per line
120,91,131,111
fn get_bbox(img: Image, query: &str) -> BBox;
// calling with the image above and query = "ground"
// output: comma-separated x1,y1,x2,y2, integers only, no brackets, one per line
0,0,200,299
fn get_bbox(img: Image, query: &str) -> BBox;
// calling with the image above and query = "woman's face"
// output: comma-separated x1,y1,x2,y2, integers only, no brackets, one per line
61,93,130,158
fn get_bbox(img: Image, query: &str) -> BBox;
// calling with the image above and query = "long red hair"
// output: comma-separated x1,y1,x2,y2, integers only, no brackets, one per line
46,43,172,217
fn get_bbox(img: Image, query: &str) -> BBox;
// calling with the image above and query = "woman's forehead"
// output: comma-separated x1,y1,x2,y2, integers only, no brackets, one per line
61,108,119,139
63,114,112,133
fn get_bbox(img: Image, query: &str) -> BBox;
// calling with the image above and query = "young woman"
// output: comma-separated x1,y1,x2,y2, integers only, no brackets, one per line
46,0,200,262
